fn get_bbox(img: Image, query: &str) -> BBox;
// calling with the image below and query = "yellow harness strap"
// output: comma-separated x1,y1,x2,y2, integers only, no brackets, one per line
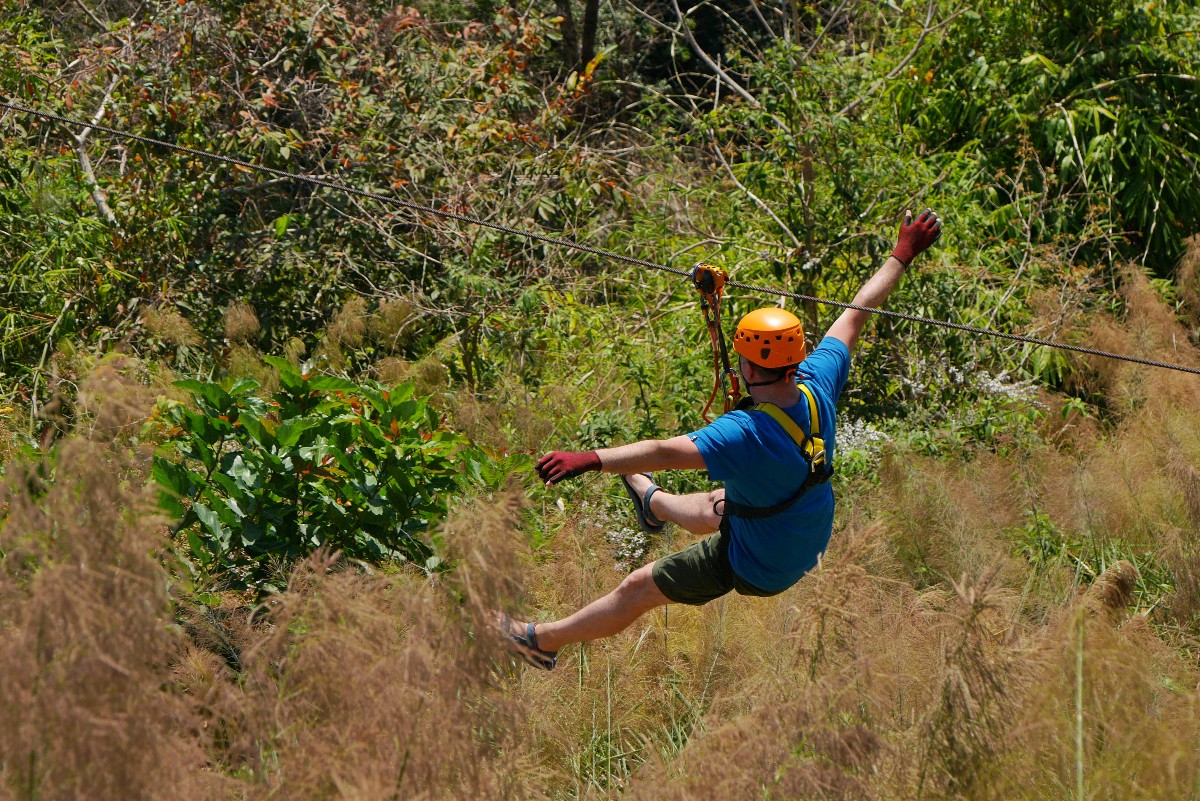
751,384,827,473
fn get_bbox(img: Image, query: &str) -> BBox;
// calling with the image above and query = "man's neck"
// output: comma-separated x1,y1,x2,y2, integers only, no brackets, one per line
747,381,802,409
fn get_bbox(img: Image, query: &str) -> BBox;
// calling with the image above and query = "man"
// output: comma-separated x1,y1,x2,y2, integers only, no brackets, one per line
501,210,942,670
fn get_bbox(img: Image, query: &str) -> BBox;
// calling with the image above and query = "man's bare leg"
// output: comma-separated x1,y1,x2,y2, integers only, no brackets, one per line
505,477,725,653
511,563,668,652
622,472,724,535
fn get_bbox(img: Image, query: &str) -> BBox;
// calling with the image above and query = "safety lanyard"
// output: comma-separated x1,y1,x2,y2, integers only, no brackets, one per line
690,263,742,422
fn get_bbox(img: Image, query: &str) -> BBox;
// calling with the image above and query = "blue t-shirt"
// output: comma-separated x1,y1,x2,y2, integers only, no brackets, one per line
689,337,851,592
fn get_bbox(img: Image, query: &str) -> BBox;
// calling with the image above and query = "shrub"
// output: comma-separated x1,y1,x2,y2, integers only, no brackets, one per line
151,357,521,591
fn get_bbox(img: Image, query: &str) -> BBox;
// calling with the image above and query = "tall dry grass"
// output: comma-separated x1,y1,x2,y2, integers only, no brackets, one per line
1177,234,1200,334
1,271,1198,800
0,366,219,800
0,364,544,800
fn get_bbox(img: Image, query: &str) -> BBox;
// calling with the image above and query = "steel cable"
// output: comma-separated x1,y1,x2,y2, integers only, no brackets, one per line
4,98,1198,377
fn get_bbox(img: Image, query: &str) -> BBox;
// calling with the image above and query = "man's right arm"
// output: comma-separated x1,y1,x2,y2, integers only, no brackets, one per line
536,435,705,485
826,209,941,354
596,435,706,474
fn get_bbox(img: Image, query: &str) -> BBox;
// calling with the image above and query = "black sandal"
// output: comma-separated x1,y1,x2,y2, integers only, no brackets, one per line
499,614,557,671
620,473,666,535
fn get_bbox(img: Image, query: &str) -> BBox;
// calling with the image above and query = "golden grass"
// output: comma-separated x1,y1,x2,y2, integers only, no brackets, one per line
141,305,202,349
0,435,222,800
222,301,261,345
1,274,1198,800
1179,235,1200,333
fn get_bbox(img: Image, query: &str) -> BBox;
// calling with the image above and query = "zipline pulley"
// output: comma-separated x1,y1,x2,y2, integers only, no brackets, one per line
690,263,742,422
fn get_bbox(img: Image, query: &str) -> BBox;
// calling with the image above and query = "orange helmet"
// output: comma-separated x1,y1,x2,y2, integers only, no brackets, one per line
733,307,806,368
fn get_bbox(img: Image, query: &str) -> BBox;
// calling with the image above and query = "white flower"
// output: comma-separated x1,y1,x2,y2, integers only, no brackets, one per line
839,418,890,454
974,370,1040,403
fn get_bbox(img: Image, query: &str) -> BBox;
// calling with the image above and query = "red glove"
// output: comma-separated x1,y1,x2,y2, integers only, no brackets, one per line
892,209,942,267
536,450,601,485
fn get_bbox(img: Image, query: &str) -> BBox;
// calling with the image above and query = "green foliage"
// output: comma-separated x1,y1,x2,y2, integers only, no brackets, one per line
1009,510,1175,614
0,15,124,380
910,0,1200,273
1,0,629,413
152,359,521,590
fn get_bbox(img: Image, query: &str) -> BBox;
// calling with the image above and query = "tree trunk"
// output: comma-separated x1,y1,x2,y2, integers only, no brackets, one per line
555,0,579,71
579,0,599,70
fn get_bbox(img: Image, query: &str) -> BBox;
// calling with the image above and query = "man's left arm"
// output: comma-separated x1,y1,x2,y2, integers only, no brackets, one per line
826,209,941,354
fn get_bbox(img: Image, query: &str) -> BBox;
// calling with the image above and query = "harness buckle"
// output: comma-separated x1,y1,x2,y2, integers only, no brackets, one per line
811,448,826,470
804,448,833,490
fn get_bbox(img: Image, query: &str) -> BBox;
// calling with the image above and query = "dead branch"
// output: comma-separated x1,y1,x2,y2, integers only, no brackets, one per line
73,0,110,32
709,137,802,250
73,73,120,226
667,0,759,107
626,0,795,134
803,0,853,60
838,0,963,117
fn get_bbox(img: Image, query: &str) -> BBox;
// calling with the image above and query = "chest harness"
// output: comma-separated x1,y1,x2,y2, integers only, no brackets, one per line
719,384,834,519
689,264,833,520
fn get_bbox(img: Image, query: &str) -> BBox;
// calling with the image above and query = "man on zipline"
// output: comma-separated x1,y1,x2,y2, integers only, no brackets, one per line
501,210,942,670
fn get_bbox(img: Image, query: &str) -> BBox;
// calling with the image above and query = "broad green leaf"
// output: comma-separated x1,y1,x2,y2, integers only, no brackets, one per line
239,414,271,445
187,530,213,566
194,502,232,548
152,456,194,501
240,520,265,551
308,376,358,393
174,379,232,412
211,471,240,498
263,355,305,393
228,454,263,491
225,497,247,520
229,376,262,396
276,418,320,448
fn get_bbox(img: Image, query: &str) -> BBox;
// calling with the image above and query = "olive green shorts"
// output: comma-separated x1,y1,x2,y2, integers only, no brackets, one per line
650,520,780,605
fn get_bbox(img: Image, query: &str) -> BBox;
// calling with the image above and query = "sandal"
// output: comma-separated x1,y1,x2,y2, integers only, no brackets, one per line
498,614,557,671
620,473,666,535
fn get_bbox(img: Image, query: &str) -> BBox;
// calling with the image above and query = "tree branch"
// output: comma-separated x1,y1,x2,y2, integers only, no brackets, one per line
709,136,802,250
838,0,962,117
627,0,793,133
73,73,120,226
73,0,110,32
803,0,853,60
746,0,778,40
666,0,759,107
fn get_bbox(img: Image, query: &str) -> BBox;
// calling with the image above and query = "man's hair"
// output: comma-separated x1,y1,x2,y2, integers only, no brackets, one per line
749,362,799,384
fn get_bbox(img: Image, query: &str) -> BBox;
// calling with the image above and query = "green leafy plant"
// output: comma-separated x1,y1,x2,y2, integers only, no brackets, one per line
1010,510,1175,615
151,358,520,590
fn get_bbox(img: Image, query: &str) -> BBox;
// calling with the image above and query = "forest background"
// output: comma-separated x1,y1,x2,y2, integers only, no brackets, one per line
2,0,1200,798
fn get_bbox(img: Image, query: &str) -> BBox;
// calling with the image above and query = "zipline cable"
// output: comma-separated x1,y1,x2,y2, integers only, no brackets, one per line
4,98,1199,378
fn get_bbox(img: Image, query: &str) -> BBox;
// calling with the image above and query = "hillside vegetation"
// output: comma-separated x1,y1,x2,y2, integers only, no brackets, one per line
2,0,1200,798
